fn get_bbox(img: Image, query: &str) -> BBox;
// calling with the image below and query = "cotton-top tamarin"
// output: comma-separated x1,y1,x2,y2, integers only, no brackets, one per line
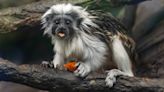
41,3,135,87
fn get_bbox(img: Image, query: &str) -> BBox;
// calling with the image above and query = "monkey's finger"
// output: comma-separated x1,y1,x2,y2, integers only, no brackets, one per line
74,62,81,72
106,69,125,77
77,63,84,70
105,76,115,87
74,69,80,76
105,75,116,83
105,79,114,88
75,62,81,68
79,65,90,77
41,61,48,67
41,61,52,68
81,70,88,77
78,65,85,75
74,69,87,78
74,64,84,76
49,62,54,68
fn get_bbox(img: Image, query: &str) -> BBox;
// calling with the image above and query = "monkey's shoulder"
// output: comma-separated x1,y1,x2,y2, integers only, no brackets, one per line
88,10,128,35
88,10,136,56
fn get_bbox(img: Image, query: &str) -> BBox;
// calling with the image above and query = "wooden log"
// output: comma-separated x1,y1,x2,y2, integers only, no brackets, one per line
0,58,164,92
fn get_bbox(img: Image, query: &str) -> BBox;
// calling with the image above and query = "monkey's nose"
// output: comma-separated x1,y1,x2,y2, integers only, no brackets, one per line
59,27,66,32
57,27,66,38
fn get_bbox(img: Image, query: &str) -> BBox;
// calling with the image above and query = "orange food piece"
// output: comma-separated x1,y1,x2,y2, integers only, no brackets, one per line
64,62,77,72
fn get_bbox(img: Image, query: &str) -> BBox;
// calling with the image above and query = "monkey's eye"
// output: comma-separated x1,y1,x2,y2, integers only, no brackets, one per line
54,20,60,25
65,20,71,25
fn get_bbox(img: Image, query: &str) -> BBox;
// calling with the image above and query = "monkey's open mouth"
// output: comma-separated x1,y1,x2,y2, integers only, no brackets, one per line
57,32,65,38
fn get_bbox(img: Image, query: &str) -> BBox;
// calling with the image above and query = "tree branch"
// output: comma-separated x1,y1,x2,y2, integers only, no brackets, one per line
0,0,88,33
0,58,164,92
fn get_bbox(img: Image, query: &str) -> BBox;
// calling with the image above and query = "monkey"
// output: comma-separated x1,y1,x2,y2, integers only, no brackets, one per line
41,3,135,87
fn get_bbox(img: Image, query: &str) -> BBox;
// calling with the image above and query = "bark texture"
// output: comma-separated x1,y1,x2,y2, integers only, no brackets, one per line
132,0,164,77
0,58,164,92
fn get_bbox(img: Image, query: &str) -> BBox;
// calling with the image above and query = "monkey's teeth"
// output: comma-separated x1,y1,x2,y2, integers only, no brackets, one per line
58,32,65,37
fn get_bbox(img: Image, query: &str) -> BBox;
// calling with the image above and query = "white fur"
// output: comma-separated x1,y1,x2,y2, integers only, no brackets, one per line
105,69,126,87
112,36,133,76
41,4,106,76
41,3,134,87
105,36,134,87
52,31,108,77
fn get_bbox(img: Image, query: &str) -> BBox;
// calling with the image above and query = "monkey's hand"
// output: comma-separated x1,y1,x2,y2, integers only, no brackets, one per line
52,54,65,70
53,60,63,69
41,60,64,70
41,61,54,68
105,69,131,87
74,62,91,78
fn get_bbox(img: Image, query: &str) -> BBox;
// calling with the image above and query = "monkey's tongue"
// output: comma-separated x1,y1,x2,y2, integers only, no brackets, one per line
58,32,65,37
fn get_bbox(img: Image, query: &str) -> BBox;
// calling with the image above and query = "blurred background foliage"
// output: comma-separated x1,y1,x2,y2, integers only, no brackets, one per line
0,0,126,17
0,0,40,9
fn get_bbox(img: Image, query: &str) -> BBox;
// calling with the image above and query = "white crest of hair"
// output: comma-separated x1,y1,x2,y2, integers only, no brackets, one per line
53,31,108,71
111,36,134,76
41,3,98,35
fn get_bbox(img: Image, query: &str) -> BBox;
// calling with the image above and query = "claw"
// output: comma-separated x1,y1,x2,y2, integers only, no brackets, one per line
105,69,128,88
74,62,91,78
41,61,54,68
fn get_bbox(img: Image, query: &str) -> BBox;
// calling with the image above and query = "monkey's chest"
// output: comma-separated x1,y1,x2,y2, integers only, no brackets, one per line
64,48,84,62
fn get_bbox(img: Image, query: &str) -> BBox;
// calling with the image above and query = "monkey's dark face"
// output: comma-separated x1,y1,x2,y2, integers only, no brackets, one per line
51,15,75,39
